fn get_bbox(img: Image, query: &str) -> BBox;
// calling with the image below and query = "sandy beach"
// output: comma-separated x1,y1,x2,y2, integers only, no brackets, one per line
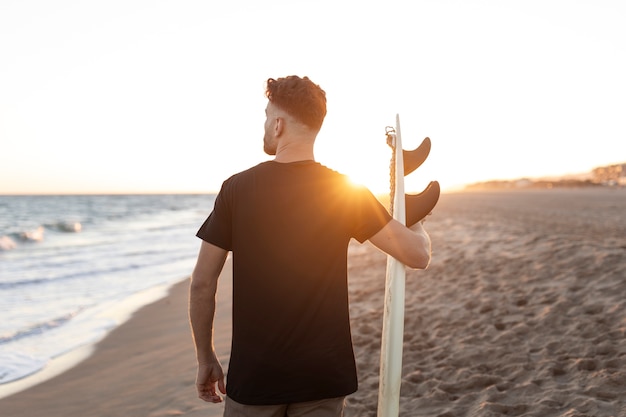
1,188,625,416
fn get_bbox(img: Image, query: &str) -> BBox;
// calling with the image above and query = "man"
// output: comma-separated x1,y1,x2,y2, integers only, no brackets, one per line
189,75,431,417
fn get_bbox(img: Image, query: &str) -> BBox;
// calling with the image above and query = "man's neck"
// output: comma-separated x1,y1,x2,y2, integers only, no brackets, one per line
273,152,315,163
273,136,315,163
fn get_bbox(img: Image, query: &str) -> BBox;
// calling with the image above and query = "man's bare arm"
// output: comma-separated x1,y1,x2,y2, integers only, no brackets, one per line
368,219,431,269
189,241,229,403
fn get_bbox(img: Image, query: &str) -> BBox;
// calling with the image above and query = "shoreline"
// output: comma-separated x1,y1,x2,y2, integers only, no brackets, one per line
0,282,181,400
0,259,233,417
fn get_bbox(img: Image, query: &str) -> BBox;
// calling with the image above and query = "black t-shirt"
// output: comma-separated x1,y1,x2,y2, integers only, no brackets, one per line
196,160,392,405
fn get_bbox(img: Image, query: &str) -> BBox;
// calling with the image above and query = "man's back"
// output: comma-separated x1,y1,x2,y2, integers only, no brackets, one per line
197,160,391,404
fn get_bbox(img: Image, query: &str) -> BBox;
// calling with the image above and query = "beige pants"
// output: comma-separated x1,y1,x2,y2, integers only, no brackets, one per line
223,396,345,417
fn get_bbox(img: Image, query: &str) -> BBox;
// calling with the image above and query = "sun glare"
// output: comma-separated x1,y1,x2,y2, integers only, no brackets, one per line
345,166,391,197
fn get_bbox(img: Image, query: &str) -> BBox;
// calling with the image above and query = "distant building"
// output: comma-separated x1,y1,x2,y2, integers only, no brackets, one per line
592,163,626,186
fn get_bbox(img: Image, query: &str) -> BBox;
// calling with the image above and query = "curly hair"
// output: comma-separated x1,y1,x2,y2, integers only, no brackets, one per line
265,76,327,131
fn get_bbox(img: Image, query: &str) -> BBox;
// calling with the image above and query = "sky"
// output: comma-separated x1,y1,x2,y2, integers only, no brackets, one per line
1,0,625,195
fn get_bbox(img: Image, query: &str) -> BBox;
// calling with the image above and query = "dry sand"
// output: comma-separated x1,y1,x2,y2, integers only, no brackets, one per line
1,188,625,416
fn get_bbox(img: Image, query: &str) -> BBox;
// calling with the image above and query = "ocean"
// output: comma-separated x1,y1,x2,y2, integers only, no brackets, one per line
0,194,215,390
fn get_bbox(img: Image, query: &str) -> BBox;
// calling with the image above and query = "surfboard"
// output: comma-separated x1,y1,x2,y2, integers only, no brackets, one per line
377,115,439,417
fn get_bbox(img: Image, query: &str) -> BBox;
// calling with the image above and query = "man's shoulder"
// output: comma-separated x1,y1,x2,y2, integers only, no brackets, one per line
238,161,273,174
223,160,353,191
224,161,272,182
231,160,341,177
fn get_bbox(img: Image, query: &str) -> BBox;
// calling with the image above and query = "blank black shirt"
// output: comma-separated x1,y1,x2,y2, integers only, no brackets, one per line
196,160,392,405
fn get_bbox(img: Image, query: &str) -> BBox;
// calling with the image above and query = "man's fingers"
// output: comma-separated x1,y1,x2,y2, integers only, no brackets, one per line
195,361,225,403
197,383,223,403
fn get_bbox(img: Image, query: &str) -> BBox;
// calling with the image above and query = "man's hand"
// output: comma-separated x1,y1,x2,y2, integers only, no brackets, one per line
189,242,229,403
196,359,226,403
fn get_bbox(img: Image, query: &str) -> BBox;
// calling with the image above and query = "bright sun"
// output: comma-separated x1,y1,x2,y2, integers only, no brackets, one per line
345,165,392,196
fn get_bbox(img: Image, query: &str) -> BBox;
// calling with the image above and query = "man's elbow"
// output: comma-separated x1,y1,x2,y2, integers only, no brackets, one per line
404,247,431,269
403,234,431,269
190,271,217,294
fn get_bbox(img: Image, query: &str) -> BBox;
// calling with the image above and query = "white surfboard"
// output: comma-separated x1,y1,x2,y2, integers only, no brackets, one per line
377,114,407,417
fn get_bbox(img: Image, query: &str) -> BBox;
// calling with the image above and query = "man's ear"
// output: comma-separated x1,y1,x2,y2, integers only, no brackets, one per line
274,117,284,137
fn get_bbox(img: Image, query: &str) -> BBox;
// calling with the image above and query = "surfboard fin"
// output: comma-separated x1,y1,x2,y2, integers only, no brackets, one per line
405,180,440,227
403,137,431,176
